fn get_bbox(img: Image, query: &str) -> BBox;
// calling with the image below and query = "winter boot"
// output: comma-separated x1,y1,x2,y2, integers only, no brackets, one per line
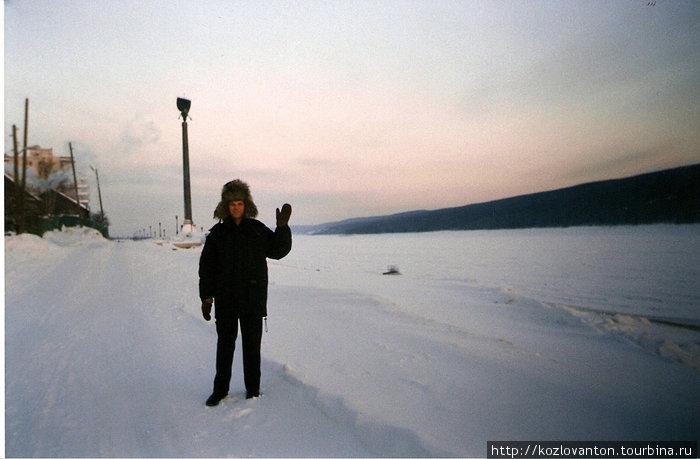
206,392,227,406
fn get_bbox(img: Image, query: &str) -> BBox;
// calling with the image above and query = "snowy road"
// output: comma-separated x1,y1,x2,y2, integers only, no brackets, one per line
5,235,376,457
5,227,700,457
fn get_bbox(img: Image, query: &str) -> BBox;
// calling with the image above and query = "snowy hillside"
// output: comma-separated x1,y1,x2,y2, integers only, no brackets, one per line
4,225,699,457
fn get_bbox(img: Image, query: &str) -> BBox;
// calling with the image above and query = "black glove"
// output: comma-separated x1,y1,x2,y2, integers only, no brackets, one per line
201,299,213,321
276,203,292,227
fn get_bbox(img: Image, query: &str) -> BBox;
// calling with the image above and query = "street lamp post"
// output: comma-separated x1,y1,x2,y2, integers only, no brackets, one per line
177,97,194,233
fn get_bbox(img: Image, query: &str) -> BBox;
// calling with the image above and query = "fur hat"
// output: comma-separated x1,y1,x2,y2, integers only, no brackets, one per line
213,179,259,220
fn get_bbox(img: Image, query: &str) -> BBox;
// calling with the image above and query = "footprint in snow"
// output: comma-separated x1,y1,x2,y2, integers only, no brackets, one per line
235,408,253,418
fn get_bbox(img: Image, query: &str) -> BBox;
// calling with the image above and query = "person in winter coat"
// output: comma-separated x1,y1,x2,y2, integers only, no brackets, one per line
199,179,292,406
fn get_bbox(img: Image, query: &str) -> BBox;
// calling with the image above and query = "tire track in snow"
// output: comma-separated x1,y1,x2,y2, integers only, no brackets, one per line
6,241,189,456
6,242,118,456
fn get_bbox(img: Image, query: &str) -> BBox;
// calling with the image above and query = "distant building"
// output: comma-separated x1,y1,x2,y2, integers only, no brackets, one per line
4,145,89,210
3,145,108,236
4,146,70,177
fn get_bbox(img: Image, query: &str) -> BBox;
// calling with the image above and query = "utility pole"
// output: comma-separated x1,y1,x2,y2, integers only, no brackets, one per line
22,98,28,187
12,125,23,233
90,166,105,223
69,142,83,227
18,99,29,232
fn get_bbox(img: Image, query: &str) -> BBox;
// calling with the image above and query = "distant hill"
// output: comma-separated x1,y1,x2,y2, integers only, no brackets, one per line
303,164,700,235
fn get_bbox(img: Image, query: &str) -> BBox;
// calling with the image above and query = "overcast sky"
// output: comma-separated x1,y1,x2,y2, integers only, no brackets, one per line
4,0,699,237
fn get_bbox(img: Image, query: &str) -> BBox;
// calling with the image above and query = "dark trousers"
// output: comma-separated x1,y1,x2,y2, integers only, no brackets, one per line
213,316,263,396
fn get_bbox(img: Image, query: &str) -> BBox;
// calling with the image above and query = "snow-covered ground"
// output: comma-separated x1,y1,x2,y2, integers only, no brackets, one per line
4,224,699,457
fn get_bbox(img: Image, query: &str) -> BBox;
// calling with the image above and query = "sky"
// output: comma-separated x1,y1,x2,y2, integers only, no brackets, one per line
4,0,699,237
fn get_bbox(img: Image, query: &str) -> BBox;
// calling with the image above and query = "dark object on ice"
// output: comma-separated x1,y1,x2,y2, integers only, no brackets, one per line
383,265,401,275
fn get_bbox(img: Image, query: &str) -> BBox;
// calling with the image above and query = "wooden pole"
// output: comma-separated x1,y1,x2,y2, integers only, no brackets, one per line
93,167,104,222
69,142,83,227
12,125,23,233
19,99,29,231
21,98,28,188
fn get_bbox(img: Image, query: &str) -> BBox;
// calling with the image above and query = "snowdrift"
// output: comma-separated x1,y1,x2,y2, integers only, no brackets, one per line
4,225,699,457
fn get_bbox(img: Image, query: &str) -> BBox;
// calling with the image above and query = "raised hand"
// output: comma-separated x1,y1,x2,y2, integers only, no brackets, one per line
276,203,292,227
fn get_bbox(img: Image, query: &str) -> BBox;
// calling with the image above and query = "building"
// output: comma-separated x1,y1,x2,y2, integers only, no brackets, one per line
4,146,71,177
4,173,42,233
4,146,107,236
4,145,89,210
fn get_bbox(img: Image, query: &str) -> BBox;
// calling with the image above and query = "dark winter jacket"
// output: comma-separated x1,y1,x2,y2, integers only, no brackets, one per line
198,217,292,318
